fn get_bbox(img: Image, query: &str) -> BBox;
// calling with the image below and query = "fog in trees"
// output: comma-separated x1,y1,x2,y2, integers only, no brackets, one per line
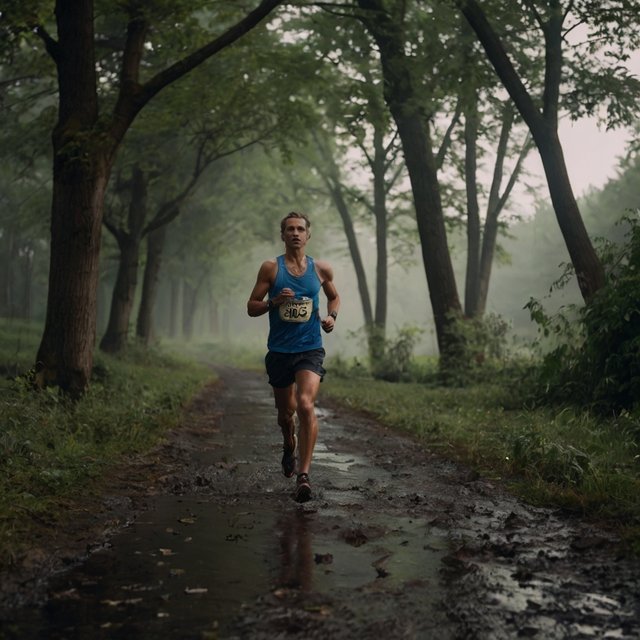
1,0,639,384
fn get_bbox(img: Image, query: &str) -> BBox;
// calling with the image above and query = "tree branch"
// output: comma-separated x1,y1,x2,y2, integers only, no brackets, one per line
140,0,283,105
457,0,544,130
34,25,60,61
436,98,462,170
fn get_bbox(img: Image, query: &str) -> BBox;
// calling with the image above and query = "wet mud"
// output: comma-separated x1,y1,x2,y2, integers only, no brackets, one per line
2,367,640,639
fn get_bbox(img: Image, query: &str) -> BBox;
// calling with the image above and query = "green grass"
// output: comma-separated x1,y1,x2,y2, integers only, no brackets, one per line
0,319,213,564
322,365,640,532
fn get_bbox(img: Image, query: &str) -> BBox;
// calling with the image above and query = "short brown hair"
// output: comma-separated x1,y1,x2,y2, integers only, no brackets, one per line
280,211,311,233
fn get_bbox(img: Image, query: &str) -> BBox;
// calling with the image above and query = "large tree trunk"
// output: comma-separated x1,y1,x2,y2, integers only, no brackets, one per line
35,0,108,394
136,225,166,345
35,157,110,394
359,0,462,364
395,114,462,357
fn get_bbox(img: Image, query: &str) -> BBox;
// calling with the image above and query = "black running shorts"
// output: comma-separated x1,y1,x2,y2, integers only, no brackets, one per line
265,348,326,388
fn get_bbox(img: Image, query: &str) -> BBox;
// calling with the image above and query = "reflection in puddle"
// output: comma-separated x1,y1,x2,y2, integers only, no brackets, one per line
273,506,447,595
275,509,314,591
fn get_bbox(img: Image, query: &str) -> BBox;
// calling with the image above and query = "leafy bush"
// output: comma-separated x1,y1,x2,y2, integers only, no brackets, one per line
526,215,640,414
440,311,511,386
371,326,423,382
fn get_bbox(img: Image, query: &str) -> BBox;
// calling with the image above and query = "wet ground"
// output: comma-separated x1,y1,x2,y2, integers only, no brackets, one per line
2,367,640,639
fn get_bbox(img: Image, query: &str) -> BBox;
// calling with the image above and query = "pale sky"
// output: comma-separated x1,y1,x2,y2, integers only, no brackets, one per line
544,118,631,196
533,51,640,197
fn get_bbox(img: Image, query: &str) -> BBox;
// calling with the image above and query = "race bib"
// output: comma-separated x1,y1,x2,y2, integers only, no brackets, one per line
279,297,313,323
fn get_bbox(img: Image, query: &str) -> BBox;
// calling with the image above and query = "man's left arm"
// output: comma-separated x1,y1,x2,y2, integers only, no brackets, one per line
317,260,340,334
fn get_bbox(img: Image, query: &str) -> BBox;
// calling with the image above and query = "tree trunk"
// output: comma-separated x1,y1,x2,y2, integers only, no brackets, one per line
534,126,605,298
182,280,197,341
358,0,462,363
99,236,141,353
395,114,462,357
358,0,462,362
100,166,149,353
463,94,481,317
0,228,15,317
169,278,180,338
35,0,107,394
22,246,34,320
370,131,390,369
35,157,110,395
328,183,374,328
136,225,166,345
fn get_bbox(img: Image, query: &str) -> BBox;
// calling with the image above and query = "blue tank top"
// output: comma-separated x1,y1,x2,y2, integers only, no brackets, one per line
268,255,322,353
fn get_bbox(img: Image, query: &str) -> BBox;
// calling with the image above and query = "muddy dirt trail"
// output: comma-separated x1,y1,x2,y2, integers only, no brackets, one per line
3,367,640,639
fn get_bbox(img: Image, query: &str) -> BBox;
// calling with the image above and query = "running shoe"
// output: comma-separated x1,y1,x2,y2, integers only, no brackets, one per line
281,434,297,478
295,473,311,503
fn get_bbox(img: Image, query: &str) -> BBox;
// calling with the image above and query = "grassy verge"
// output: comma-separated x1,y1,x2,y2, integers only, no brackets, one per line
0,319,213,564
322,360,640,541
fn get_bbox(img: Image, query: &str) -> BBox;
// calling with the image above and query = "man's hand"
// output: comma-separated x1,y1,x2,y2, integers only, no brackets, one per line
321,315,335,333
272,288,295,306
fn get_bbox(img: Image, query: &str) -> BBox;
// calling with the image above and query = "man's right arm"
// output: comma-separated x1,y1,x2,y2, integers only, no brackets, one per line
247,261,275,317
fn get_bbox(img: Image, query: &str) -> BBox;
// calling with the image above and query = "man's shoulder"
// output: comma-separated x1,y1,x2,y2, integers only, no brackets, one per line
258,257,279,278
313,257,332,271
312,258,334,281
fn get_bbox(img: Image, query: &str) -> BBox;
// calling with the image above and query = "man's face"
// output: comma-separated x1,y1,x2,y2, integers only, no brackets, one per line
282,217,309,249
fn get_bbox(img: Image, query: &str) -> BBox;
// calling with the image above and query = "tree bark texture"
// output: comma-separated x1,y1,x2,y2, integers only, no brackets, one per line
35,157,110,394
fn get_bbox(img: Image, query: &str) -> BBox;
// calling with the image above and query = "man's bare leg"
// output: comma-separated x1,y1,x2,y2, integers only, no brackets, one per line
273,384,296,448
273,384,297,477
293,369,321,476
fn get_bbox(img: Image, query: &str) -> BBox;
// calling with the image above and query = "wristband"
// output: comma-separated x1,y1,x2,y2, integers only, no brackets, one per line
329,310,338,320
267,299,274,310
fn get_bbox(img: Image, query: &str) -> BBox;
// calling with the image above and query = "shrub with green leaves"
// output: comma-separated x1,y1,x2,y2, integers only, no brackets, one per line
527,215,640,414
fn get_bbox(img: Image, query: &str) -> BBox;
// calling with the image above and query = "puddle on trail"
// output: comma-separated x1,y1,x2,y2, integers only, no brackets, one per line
3,495,448,639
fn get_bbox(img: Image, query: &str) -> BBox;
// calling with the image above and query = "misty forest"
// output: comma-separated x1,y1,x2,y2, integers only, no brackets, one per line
2,1,640,638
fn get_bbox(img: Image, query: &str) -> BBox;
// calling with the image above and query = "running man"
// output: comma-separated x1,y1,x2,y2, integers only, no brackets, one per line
247,211,340,502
